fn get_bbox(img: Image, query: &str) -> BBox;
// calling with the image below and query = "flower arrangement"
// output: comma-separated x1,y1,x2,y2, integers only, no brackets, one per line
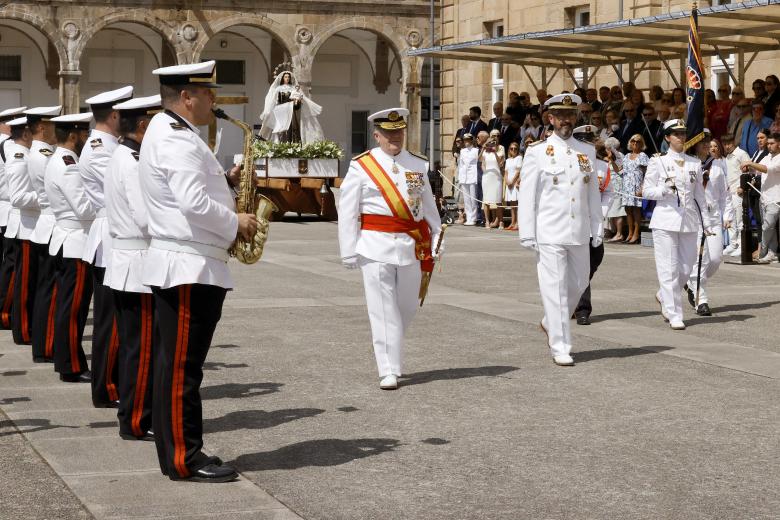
252,139,344,160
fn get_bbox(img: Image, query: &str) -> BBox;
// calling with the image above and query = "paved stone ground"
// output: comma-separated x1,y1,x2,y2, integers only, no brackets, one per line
1,221,779,519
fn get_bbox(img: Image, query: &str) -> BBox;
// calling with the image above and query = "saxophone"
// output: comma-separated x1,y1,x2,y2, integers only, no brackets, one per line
213,108,278,264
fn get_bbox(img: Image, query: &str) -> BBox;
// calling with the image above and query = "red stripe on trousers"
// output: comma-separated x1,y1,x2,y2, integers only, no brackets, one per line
69,261,85,373
2,272,14,327
20,241,30,342
45,285,57,358
105,318,119,401
172,286,191,478
131,294,152,437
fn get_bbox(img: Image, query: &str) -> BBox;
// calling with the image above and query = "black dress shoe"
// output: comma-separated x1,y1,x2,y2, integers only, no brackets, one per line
32,357,52,364
94,400,119,409
575,315,591,325
696,303,712,316
120,431,154,442
59,371,91,383
170,463,238,483
684,285,696,308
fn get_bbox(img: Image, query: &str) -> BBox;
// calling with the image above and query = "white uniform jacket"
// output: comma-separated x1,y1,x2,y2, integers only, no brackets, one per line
457,146,479,184
80,129,118,267
139,110,238,290
595,158,615,219
760,152,780,204
28,140,56,245
642,150,707,233
0,136,13,227
518,133,603,245
725,147,750,193
104,139,150,294
4,141,40,240
338,147,442,266
701,158,733,228
45,147,97,258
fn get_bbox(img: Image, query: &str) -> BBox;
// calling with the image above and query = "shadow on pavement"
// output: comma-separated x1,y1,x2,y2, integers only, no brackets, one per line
203,361,250,371
231,438,400,471
201,382,283,400
401,365,519,387
714,300,780,313
1,370,27,376
685,314,753,326
575,346,671,363
204,408,324,433
0,418,78,437
0,397,31,405
590,310,659,322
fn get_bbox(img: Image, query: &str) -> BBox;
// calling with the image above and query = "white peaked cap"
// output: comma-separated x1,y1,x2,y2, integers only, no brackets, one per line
7,116,28,127
113,94,162,111
0,107,27,119
85,86,134,108
24,106,62,117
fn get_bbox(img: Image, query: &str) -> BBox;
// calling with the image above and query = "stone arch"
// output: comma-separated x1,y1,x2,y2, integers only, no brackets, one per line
0,7,67,71
190,14,295,63
71,11,180,70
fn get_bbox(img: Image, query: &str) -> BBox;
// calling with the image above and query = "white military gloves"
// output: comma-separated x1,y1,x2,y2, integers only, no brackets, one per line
342,256,359,270
591,236,603,248
520,239,538,251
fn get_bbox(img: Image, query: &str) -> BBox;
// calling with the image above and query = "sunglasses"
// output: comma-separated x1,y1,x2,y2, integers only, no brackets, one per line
509,147,518,150
629,139,641,143
642,112,654,116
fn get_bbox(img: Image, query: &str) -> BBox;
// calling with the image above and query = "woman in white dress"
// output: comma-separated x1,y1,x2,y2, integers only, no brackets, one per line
503,141,522,231
479,129,505,228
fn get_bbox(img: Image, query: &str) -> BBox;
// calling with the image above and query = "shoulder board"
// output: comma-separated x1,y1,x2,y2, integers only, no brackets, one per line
90,138,103,148
169,122,187,131
39,148,53,157
408,151,428,161
527,140,546,148
13,152,24,159
131,151,140,162
352,150,370,161
62,155,76,166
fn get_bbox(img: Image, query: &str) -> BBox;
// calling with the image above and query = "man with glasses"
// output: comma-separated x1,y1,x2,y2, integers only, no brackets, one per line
764,75,779,117
728,87,747,130
618,102,643,152
640,103,662,153
518,94,603,366
729,97,751,140
740,101,772,156
752,79,767,105
577,102,593,126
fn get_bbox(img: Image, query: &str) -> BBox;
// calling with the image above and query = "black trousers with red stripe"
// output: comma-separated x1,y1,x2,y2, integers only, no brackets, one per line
12,239,38,345
0,231,17,330
31,243,58,361
90,267,120,406
53,254,93,376
152,283,226,478
114,290,154,437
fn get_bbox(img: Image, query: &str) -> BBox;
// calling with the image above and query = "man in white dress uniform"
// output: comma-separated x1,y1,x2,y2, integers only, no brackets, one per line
80,85,134,408
25,105,61,363
338,108,442,389
139,60,256,482
642,119,708,330
518,94,603,366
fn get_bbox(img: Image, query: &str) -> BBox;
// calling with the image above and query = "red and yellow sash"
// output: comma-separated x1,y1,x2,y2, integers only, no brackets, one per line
356,153,433,273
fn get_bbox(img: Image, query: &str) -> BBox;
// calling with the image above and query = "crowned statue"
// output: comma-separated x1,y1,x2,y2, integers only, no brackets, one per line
259,64,324,144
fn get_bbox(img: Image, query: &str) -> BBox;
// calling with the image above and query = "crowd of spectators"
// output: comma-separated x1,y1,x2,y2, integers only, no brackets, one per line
448,77,780,263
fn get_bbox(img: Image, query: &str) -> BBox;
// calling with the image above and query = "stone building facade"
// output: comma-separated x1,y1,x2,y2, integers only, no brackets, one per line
439,0,780,170
0,0,435,166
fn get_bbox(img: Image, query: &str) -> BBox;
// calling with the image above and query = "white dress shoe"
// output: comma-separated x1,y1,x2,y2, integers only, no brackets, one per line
553,354,575,366
669,320,686,330
728,248,742,257
379,375,398,390
655,292,669,322
722,244,737,255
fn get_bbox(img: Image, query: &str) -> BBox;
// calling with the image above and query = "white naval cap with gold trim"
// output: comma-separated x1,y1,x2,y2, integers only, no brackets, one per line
368,107,409,130
6,116,28,127
153,60,220,88
0,107,27,122
85,86,134,110
573,125,596,135
544,93,582,111
663,118,686,135
24,105,62,123
51,112,94,130
113,94,162,114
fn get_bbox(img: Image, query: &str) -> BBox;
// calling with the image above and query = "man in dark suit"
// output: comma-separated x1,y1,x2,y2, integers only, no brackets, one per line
466,106,488,137
639,103,662,153
617,101,644,152
585,88,602,112
487,101,504,132
497,113,517,150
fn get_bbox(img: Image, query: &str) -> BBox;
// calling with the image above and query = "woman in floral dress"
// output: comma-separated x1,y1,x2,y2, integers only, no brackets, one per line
622,134,649,244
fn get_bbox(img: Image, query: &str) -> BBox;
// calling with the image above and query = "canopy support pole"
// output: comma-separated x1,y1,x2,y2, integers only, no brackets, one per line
521,64,540,91
658,53,681,88
713,45,738,85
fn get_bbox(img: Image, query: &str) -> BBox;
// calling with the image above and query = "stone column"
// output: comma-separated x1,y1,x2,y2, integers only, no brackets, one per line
59,70,82,114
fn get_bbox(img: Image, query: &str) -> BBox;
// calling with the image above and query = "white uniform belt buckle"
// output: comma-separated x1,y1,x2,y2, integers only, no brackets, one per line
112,237,150,251
149,238,229,262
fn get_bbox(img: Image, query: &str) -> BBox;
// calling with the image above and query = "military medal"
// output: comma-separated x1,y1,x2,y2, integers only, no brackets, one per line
576,154,592,173
405,171,424,219
553,176,559,185
674,159,685,168
583,175,590,184
689,170,697,183
546,145,554,156
392,161,399,174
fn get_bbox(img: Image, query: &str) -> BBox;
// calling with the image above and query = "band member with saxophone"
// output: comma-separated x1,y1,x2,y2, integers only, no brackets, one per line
104,95,161,442
139,60,257,483
338,108,442,390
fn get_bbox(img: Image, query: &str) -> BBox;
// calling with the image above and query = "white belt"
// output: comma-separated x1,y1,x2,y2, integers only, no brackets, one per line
19,208,40,217
96,209,106,218
112,237,149,251
57,219,91,230
149,238,229,262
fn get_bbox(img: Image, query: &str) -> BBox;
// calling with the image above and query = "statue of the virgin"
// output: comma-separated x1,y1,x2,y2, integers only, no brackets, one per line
259,67,324,144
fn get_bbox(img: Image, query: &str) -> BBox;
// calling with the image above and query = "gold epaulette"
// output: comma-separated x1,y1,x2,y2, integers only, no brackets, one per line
352,150,370,161
527,139,546,148
408,150,428,161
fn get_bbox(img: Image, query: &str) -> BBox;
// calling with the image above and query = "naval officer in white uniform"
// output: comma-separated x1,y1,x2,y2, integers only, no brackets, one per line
81,85,134,409
338,108,442,389
642,119,708,330
139,60,255,483
518,94,603,366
